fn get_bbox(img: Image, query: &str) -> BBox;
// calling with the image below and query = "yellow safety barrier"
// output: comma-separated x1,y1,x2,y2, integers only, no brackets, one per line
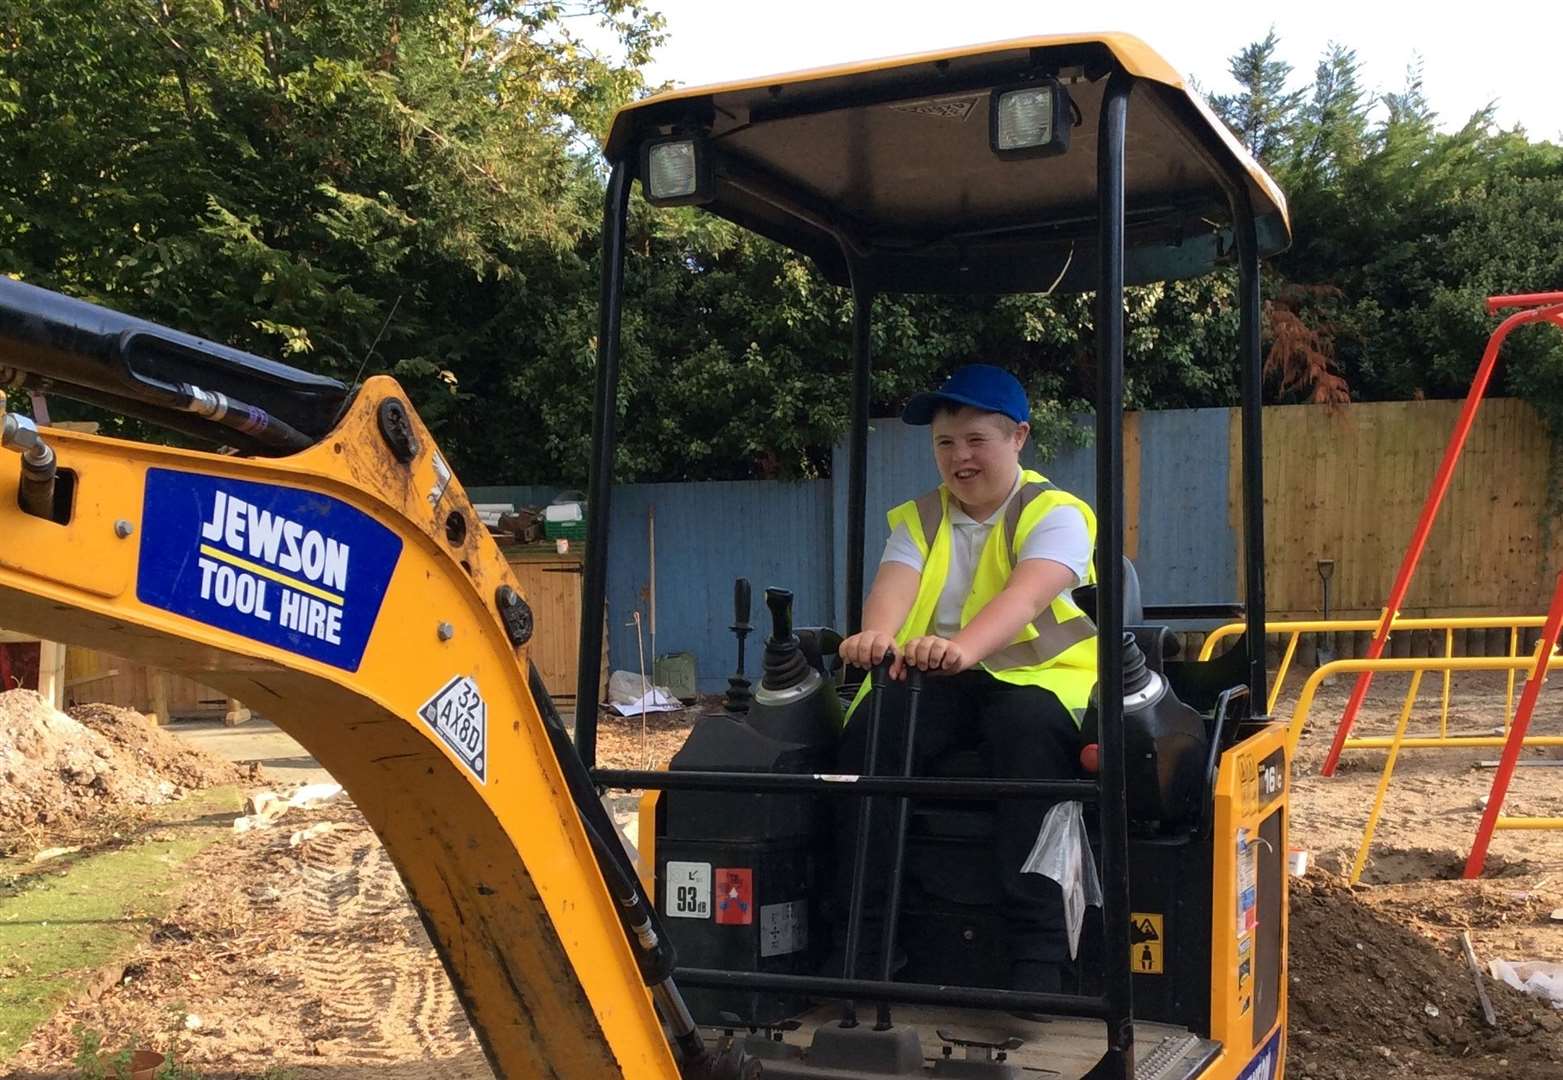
1200,615,1547,727
1283,654,1563,759
1349,668,1424,884
1279,654,1563,884
1493,817,1563,831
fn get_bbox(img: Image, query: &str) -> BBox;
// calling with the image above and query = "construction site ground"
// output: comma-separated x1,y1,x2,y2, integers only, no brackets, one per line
2,673,1562,1079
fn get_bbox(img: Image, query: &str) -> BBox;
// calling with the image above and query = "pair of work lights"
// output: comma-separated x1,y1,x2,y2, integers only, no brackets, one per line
642,80,1072,207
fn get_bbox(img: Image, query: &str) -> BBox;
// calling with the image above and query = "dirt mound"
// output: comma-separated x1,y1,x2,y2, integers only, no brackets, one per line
68,703,243,791
0,690,244,855
1289,874,1563,1078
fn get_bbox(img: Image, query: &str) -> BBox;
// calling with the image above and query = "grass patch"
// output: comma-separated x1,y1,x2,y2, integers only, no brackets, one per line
0,786,244,1060
71,1024,298,1079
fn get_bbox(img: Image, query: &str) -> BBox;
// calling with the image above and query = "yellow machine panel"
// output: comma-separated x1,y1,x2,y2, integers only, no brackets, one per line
1206,723,1290,1079
0,380,679,1079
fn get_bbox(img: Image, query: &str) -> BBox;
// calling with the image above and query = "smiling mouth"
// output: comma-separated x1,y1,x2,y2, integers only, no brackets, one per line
953,468,980,481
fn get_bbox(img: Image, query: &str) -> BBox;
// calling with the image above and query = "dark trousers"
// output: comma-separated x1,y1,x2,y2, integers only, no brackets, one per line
832,668,1081,969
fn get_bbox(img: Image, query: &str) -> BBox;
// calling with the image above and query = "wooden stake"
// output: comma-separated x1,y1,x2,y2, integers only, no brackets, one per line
1459,930,1498,1028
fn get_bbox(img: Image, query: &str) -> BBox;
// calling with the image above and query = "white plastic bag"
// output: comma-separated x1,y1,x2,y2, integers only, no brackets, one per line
1020,801,1103,959
1490,958,1563,1008
607,670,680,713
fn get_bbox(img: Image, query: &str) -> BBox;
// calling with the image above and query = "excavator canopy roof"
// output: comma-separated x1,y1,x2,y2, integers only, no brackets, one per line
605,33,1290,294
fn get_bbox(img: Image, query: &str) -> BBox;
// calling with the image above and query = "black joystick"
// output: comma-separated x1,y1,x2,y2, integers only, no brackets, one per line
722,578,754,715
1120,631,1154,696
761,588,811,691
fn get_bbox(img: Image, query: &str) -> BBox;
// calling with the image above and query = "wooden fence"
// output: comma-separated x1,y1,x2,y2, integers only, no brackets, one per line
1246,398,1561,621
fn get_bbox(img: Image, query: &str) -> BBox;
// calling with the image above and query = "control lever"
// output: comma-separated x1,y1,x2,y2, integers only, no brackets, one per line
838,654,926,1030
795,627,844,680
722,578,754,714
760,587,810,691
875,663,922,1030
766,585,794,641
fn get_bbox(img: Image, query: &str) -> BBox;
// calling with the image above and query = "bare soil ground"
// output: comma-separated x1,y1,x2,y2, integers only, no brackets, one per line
1282,670,1563,1079
8,802,490,1080
4,710,690,1080
591,703,701,773
7,679,1563,1078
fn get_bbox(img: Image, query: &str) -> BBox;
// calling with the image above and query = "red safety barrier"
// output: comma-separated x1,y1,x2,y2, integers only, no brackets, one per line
1464,569,1563,878
1321,293,1563,775
1487,292,1563,313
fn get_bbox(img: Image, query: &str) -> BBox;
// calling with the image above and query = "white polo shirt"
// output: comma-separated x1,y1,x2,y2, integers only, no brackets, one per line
879,471,1091,639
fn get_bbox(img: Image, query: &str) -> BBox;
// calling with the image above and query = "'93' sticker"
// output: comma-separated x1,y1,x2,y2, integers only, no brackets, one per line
665,862,711,919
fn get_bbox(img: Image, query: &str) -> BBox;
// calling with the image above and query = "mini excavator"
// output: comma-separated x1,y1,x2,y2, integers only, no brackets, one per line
0,33,1290,1080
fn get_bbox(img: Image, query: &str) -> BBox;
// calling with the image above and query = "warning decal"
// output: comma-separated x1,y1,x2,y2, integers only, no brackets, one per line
1237,829,1259,937
1238,934,1254,1015
714,868,754,925
760,900,809,957
1130,912,1164,975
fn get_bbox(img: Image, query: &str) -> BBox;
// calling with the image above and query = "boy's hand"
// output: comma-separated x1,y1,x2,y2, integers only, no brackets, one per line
895,635,974,678
839,631,898,670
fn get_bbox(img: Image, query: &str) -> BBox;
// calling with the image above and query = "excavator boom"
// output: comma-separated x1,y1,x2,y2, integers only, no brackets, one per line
0,280,683,1079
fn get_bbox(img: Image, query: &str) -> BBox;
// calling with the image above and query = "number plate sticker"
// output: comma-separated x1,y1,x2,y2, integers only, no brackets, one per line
418,675,488,783
666,861,712,919
1257,748,1286,810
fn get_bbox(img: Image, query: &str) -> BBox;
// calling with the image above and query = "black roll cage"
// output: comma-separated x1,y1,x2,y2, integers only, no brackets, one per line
573,65,1270,1080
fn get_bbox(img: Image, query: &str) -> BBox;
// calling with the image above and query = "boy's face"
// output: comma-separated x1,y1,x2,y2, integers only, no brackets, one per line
930,406,1029,510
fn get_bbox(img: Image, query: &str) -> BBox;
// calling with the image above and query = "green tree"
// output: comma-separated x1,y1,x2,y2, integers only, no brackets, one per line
1383,57,1437,132
1210,29,1304,166
1343,134,1563,412
445,194,1258,485
1300,45,1370,172
7,16,1563,488
0,0,661,443
1242,35,1563,418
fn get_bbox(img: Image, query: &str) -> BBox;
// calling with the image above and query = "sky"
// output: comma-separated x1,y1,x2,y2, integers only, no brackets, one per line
627,1,1562,141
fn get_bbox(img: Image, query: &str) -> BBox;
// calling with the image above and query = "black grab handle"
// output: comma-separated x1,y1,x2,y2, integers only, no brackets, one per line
733,578,752,630
839,654,894,1025
765,586,794,642
840,656,928,1028
875,666,923,1029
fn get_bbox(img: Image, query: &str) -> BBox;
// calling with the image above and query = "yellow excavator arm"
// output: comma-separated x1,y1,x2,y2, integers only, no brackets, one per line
0,289,689,1077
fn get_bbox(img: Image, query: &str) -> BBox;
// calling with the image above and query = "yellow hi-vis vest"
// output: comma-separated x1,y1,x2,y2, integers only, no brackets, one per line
847,469,1099,724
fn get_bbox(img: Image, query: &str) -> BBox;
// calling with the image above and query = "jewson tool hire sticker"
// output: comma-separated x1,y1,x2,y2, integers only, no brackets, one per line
1237,1031,1280,1080
137,470,402,671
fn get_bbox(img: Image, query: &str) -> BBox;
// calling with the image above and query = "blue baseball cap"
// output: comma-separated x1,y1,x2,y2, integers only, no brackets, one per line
902,364,1029,426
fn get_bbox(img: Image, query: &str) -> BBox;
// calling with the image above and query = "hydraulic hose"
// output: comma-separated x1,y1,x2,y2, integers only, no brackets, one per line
527,664,757,1079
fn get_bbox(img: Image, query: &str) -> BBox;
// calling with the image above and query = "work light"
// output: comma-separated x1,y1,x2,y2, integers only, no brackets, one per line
989,81,1071,159
641,135,714,207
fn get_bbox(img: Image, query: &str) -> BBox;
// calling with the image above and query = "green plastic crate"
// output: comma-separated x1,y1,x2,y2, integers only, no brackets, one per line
544,519,586,540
